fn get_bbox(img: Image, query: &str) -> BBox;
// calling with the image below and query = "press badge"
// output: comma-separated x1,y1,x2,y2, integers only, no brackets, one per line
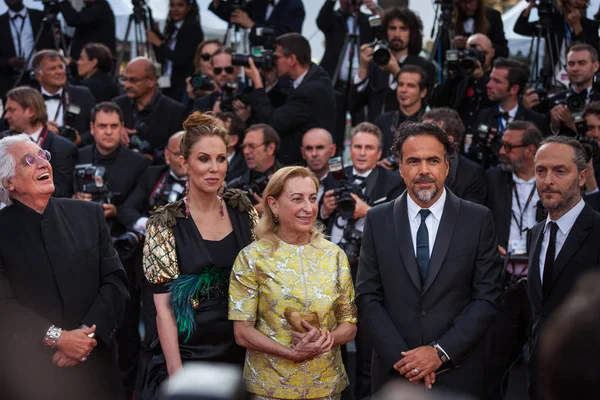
510,240,527,255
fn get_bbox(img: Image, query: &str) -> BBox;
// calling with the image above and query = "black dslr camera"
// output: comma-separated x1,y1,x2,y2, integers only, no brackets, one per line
226,175,269,205
446,46,486,76
367,15,391,66
59,104,80,143
547,91,586,113
73,164,114,204
232,27,276,69
129,121,152,154
190,75,214,91
328,157,365,219
220,80,253,113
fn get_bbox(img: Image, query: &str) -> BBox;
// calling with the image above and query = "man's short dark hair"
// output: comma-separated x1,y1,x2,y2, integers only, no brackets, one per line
492,58,530,95
538,135,588,171
422,107,465,144
350,122,384,148
568,43,599,63
584,101,600,118
398,65,428,91
382,7,423,56
217,112,245,138
91,102,124,124
391,122,457,162
276,33,311,66
32,49,64,72
246,123,281,151
505,121,543,149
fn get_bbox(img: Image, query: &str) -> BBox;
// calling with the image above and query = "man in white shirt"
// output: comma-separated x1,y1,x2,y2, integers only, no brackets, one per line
527,135,600,400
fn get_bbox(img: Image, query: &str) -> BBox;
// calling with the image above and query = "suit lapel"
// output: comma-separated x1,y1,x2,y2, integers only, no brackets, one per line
423,189,460,294
393,194,422,291
528,223,544,306
0,13,17,57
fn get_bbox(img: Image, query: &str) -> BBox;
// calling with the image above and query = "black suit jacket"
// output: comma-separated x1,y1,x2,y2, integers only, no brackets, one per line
249,63,336,165
209,0,305,46
64,83,96,140
455,7,509,58
351,55,437,122
374,109,424,158
154,17,204,102
58,0,116,58
356,189,502,396
475,103,550,138
526,203,600,399
118,165,169,229
226,150,248,183
486,166,515,249
447,155,488,206
317,0,374,79
78,70,120,103
0,8,54,100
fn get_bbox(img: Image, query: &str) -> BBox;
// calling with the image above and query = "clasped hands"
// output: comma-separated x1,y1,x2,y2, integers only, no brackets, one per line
393,346,443,389
52,325,97,368
288,320,334,362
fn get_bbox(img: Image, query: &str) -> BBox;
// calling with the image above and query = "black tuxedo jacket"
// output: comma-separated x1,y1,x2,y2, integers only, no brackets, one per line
0,8,54,100
249,63,336,165
526,204,600,399
486,166,515,249
374,109,424,158
475,103,550,138
316,0,374,79
154,17,204,102
351,55,436,122
114,92,188,152
209,0,305,46
447,155,488,206
58,0,116,58
356,189,502,396
0,198,128,399
63,83,96,140
454,7,509,59
118,165,168,229
226,150,248,183
78,70,120,103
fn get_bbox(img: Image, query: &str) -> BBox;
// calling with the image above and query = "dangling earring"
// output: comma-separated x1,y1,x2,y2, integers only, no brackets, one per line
273,214,279,224
184,179,190,218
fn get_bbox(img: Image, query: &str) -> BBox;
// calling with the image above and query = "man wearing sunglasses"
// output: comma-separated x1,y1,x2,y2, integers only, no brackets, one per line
1,86,76,199
193,47,243,113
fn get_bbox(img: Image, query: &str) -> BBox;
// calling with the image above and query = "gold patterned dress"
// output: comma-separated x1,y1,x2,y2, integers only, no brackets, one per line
229,236,358,400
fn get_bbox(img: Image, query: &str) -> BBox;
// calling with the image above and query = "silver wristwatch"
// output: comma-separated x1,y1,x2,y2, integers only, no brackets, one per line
430,341,450,364
79,324,96,339
43,325,63,348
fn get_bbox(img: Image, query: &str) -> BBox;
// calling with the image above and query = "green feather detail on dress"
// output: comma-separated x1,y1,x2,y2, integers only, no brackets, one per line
167,267,230,343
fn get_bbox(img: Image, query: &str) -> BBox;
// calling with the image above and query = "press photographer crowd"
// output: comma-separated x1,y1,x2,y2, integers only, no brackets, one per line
1,0,600,399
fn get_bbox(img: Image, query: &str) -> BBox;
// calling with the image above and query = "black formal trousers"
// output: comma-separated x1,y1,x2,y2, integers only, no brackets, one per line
356,189,502,397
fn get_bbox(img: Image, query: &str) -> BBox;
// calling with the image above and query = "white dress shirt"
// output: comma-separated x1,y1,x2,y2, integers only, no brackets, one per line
27,125,44,145
508,174,539,254
164,20,184,78
265,0,280,21
8,8,35,70
462,18,475,35
538,198,585,284
293,70,308,89
42,87,64,126
406,188,447,258
330,168,373,244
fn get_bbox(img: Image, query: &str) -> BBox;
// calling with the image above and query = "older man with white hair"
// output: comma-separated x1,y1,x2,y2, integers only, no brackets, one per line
0,134,129,400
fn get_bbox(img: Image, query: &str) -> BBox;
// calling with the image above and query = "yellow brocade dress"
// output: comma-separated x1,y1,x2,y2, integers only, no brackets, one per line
229,236,358,399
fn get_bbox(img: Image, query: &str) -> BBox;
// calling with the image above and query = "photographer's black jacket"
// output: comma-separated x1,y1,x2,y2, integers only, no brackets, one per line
455,7,509,59
62,83,97,145
113,91,188,155
58,0,116,59
249,63,336,165
316,0,374,79
209,0,305,46
78,70,120,103
226,159,282,194
351,55,436,122
375,108,425,159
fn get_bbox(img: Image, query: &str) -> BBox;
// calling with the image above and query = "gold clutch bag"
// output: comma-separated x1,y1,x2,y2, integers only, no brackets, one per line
284,307,320,333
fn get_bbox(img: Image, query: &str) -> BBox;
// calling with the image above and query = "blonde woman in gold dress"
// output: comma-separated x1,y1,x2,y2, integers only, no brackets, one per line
229,166,358,400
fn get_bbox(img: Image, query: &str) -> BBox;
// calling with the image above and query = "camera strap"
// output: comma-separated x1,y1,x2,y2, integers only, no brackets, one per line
10,13,27,58
53,89,70,123
37,125,49,148
149,170,170,201
511,181,537,236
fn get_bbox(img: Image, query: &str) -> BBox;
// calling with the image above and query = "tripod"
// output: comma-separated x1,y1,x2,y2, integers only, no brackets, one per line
13,8,68,88
224,22,250,54
527,19,562,91
332,3,361,89
429,0,456,84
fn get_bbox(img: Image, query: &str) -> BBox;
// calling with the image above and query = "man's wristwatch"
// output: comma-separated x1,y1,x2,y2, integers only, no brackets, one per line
43,325,63,348
430,341,450,363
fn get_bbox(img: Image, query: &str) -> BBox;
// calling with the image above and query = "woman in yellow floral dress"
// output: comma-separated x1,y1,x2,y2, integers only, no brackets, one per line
229,166,358,400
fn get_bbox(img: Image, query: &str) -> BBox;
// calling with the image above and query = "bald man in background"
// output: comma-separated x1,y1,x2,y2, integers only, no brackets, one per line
301,128,338,205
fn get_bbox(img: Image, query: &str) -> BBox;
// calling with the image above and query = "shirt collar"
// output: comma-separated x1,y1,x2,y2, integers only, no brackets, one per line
174,20,184,29
512,173,536,184
169,168,187,181
544,198,585,236
268,0,280,6
8,8,27,19
41,86,63,98
406,187,447,223
28,126,44,143
293,70,308,89
500,103,519,118
352,167,373,179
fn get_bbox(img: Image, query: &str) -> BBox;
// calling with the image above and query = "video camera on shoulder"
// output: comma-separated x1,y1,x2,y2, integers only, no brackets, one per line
73,164,114,204
59,104,81,143
367,15,391,66
232,27,276,69
328,157,365,220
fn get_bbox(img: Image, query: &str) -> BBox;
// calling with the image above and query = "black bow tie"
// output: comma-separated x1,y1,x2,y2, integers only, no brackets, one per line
166,174,186,185
498,111,510,121
577,89,589,99
353,174,366,182
11,14,24,21
43,93,61,101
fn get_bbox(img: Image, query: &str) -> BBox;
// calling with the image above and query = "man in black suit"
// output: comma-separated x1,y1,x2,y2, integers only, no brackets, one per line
471,58,548,168
300,127,337,206
422,107,488,205
352,7,436,122
32,50,96,146
115,57,188,163
245,33,336,165
356,122,502,397
317,0,375,151
321,122,403,399
0,134,128,400
484,120,543,399
57,0,116,59
0,0,53,101
526,136,600,400
209,0,305,47
453,0,508,58
2,86,76,198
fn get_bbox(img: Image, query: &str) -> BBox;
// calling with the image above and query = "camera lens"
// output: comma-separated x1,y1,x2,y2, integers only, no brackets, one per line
372,44,390,66
566,93,585,112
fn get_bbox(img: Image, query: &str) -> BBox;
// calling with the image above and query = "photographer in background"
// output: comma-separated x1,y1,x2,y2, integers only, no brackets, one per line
1,86,76,198
352,7,436,122
183,39,221,108
430,33,496,132
375,65,427,163
115,57,188,163
208,0,305,47
76,42,120,103
33,49,96,147
320,122,403,399
244,33,335,165
301,127,337,205
548,44,600,136
145,0,204,102
453,0,508,58
514,0,600,87
57,0,116,59
217,111,248,182
226,123,281,213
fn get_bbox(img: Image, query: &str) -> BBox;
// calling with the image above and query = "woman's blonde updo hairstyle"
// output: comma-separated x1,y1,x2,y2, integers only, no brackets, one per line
180,111,229,160
255,166,325,254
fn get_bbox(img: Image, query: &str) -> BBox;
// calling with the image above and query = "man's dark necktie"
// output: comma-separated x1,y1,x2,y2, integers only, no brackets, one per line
498,111,510,122
543,221,558,297
416,209,431,282
43,93,61,101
